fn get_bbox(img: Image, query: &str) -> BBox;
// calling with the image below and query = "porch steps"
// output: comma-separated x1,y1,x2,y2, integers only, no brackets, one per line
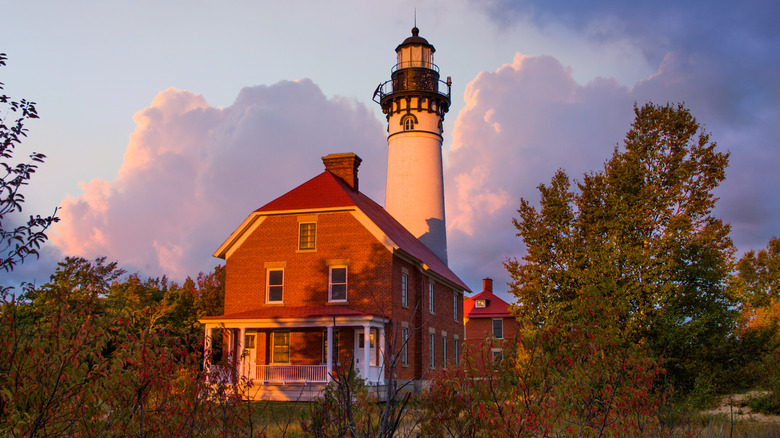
243,382,328,402
241,382,390,402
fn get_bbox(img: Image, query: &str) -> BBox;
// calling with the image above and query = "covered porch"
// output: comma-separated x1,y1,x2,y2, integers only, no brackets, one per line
200,306,389,388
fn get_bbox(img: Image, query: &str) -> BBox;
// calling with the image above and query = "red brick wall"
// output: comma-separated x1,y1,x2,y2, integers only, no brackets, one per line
225,211,393,314
464,316,519,350
223,209,466,378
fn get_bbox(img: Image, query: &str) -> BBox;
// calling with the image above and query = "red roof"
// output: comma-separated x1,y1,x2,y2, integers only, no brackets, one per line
256,172,356,212
254,171,469,291
464,290,512,318
201,305,377,320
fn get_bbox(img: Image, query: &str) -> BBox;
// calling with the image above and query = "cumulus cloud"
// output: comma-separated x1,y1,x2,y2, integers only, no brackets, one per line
445,54,634,291
51,80,386,279
446,49,780,294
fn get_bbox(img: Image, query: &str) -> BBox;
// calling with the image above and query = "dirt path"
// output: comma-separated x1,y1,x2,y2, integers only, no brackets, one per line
701,392,780,424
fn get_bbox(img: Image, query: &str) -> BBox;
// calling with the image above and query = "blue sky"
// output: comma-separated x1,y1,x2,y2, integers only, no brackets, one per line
3,0,779,298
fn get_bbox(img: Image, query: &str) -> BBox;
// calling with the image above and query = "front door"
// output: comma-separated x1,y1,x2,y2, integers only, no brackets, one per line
243,333,256,379
354,329,376,378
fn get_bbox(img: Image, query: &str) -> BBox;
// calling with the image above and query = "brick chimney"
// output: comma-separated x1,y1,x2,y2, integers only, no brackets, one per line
483,278,493,293
322,153,362,191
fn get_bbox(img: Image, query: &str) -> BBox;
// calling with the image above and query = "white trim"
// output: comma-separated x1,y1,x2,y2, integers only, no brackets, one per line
214,207,357,260
215,214,267,260
298,222,317,251
349,210,398,252
492,318,504,339
441,332,447,369
328,265,348,302
428,280,435,315
401,326,409,366
271,331,291,364
199,314,389,329
401,272,409,308
453,292,459,322
266,268,284,303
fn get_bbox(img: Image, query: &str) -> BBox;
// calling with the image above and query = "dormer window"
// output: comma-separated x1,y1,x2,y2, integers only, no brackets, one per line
475,299,486,308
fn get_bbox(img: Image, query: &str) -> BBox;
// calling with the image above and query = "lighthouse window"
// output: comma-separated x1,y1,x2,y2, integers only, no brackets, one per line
402,116,415,131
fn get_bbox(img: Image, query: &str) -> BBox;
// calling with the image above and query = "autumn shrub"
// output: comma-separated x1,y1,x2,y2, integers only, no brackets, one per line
0,289,257,437
733,298,780,414
302,365,379,437
421,292,679,437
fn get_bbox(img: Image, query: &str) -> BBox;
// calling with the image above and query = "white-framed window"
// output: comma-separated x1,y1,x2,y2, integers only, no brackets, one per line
442,334,447,368
322,329,339,364
401,326,408,366
272,331,290,364
298,222,316,250
492,348,503,362
454,338,459,364
492,318,504,339
401,273,408,307
429,332,435,369
475,299,486,308
267,268,284,303
329,266,347,302
428,281,434,314
453,293,458,322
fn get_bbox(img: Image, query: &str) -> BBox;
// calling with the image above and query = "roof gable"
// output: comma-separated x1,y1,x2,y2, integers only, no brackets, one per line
257,171,356,212
464,290,512,318
217,171,470,291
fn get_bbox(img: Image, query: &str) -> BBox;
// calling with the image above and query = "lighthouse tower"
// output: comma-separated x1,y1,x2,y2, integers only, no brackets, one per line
374,27,451,264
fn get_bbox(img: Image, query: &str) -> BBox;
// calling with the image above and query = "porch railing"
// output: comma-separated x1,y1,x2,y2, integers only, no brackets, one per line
252,365,328,384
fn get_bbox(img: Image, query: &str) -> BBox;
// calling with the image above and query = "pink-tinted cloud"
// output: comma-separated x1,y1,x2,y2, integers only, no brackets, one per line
51,80,386,279
445,50,780,294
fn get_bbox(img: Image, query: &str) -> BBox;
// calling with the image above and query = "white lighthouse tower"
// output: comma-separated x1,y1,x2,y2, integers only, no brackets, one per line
374,27,452,264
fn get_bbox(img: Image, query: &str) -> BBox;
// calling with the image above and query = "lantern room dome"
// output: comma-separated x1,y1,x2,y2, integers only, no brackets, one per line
396,27,435,52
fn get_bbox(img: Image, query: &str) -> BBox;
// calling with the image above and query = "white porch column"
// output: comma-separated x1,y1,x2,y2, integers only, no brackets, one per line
326,326,334,381
203,324,212,371
378,326,386,381
363,322,371,381
237,327,246,380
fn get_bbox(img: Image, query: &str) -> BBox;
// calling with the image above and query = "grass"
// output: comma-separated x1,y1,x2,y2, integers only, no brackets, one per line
244,399,780,438
743,393,780,416
695,414,780,438
247,401,309,437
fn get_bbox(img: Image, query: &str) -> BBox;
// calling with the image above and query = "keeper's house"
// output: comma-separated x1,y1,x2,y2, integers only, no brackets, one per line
200,153,469,400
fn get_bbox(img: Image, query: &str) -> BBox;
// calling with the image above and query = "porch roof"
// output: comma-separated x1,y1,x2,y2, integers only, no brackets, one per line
201,305,381,321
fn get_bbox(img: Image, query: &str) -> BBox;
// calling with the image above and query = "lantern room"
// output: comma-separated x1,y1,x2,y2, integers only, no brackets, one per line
395,27,435,70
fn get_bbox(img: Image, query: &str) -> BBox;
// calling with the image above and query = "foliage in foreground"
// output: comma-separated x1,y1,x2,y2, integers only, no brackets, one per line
420,292,676,438
0,257,253,437
302,365,416,438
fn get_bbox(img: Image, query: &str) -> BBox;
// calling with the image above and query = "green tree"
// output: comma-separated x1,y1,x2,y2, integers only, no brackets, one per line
507,102,736,397
0,53,58,273
196,265,225,318
731,236,780,308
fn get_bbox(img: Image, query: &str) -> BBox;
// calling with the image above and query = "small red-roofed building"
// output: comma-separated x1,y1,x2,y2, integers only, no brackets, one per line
200,153,469,400
464,278,519,361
